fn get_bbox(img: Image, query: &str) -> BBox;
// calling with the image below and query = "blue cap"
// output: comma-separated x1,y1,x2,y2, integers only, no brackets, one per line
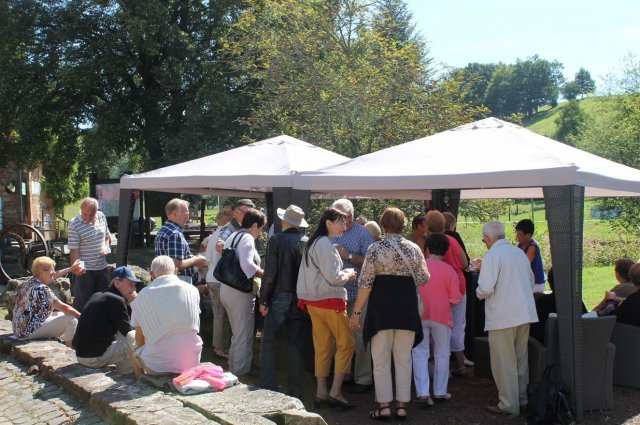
112,266,142,283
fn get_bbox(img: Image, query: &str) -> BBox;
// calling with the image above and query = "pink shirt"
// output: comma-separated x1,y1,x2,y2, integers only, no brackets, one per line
420,259,462,328
443,235,466,294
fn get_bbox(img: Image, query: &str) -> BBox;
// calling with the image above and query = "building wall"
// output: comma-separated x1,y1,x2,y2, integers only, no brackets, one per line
0,164,57,238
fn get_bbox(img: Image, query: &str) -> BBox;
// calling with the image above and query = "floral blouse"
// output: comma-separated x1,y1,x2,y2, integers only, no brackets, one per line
12,276,58,339
359,234,430,288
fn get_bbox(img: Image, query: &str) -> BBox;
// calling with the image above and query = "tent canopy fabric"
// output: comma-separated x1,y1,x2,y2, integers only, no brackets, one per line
294,118,640,199
120,135,350,196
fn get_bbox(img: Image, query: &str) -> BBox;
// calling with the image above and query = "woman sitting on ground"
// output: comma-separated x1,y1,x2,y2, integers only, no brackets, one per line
13,257,83,346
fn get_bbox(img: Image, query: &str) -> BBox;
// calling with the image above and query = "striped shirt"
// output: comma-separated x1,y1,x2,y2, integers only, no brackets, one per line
154,220,195,276
68,211,110,271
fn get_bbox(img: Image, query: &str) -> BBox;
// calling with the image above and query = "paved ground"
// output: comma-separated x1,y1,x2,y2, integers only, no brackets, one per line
0,354,105,425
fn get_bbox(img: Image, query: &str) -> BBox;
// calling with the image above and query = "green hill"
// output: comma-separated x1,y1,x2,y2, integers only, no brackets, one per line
523,96,617,138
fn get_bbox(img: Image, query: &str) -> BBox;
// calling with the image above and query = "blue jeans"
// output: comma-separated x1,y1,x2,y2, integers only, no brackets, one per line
259,292,309,398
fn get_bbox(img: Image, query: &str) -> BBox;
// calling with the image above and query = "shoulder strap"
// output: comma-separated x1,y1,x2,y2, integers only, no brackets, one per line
387,237,418,285
229,231,247,249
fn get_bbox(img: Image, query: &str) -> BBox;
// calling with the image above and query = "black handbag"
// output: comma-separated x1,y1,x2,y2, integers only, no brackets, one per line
213,231,253,293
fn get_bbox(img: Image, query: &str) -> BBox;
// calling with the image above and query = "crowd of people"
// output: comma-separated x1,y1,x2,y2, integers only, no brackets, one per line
10,196,640,421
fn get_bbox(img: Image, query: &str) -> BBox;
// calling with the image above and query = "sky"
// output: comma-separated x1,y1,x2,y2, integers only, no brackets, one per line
404,0,640,88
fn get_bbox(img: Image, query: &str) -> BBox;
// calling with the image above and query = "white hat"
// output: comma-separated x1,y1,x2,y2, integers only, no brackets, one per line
277,205,308,228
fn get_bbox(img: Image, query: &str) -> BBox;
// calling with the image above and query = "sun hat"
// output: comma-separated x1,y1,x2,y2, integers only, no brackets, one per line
277,205,308,228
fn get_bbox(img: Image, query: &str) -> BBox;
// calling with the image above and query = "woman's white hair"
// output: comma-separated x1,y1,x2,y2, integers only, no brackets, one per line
482,221,506,240
150,255,176,276
331,198,354,215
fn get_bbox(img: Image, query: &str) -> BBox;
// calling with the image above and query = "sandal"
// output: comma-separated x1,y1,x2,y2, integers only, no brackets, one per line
394,406,407,421
369,405,391,421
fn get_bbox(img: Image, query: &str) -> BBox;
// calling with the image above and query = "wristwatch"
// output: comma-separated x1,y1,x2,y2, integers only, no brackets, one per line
348,253,353,261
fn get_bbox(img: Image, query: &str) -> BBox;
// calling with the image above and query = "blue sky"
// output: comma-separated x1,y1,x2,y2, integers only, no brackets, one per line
404,0,640,87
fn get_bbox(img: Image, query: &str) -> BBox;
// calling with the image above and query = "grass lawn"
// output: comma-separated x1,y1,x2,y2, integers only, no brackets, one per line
582,266,614,310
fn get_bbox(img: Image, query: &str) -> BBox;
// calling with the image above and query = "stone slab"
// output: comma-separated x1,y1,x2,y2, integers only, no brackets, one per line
178,385,311,424
100,391,215,424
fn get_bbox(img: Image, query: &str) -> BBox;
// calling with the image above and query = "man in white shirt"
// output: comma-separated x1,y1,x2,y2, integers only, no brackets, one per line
130,256,202,377
476,222,538,416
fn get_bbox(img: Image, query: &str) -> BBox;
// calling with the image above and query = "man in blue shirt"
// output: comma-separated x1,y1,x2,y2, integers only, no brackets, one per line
332,198,374,393
154,198,208,295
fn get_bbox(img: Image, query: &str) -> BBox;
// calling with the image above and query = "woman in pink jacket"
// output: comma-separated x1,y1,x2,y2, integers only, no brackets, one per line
412,233,462,405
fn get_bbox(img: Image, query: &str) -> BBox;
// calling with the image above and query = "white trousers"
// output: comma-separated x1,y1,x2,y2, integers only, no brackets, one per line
413,320,451,397
371,329,415,403
25,312,77,344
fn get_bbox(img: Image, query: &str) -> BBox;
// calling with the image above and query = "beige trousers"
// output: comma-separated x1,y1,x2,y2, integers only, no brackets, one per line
488,323,530,415
371,329,415,403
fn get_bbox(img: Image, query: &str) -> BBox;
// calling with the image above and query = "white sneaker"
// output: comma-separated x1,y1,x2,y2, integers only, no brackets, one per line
464,358,475,367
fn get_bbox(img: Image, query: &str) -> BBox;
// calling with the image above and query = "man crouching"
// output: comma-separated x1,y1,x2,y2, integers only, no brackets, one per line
130,255,202,377
73,266,140,374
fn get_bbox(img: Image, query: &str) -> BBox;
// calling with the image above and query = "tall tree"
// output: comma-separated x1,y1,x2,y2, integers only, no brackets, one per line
483,56,564,117
574,68,596,98
0,1,87,208
452,62,498,107
1,1,250,209
223,0,483,157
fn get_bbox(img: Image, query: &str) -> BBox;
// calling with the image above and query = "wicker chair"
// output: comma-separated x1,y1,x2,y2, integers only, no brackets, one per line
610,322,640,389
544,315,616,411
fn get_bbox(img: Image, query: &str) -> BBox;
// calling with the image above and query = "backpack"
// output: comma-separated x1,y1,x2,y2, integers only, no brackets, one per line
528,364,575,425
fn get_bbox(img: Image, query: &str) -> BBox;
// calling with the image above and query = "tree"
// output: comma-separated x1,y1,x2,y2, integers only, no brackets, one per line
574,68,596,98
0,1,87,209
554,100,586,144
452,62,498,107
459,199,509,223
482,56,564,117
223,0,484,157
0,1,251,209
561,81,579,100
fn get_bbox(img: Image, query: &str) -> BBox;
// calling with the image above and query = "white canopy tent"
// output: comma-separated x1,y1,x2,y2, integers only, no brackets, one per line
294,117,640,198
293,117,640,419
120,135,350,197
